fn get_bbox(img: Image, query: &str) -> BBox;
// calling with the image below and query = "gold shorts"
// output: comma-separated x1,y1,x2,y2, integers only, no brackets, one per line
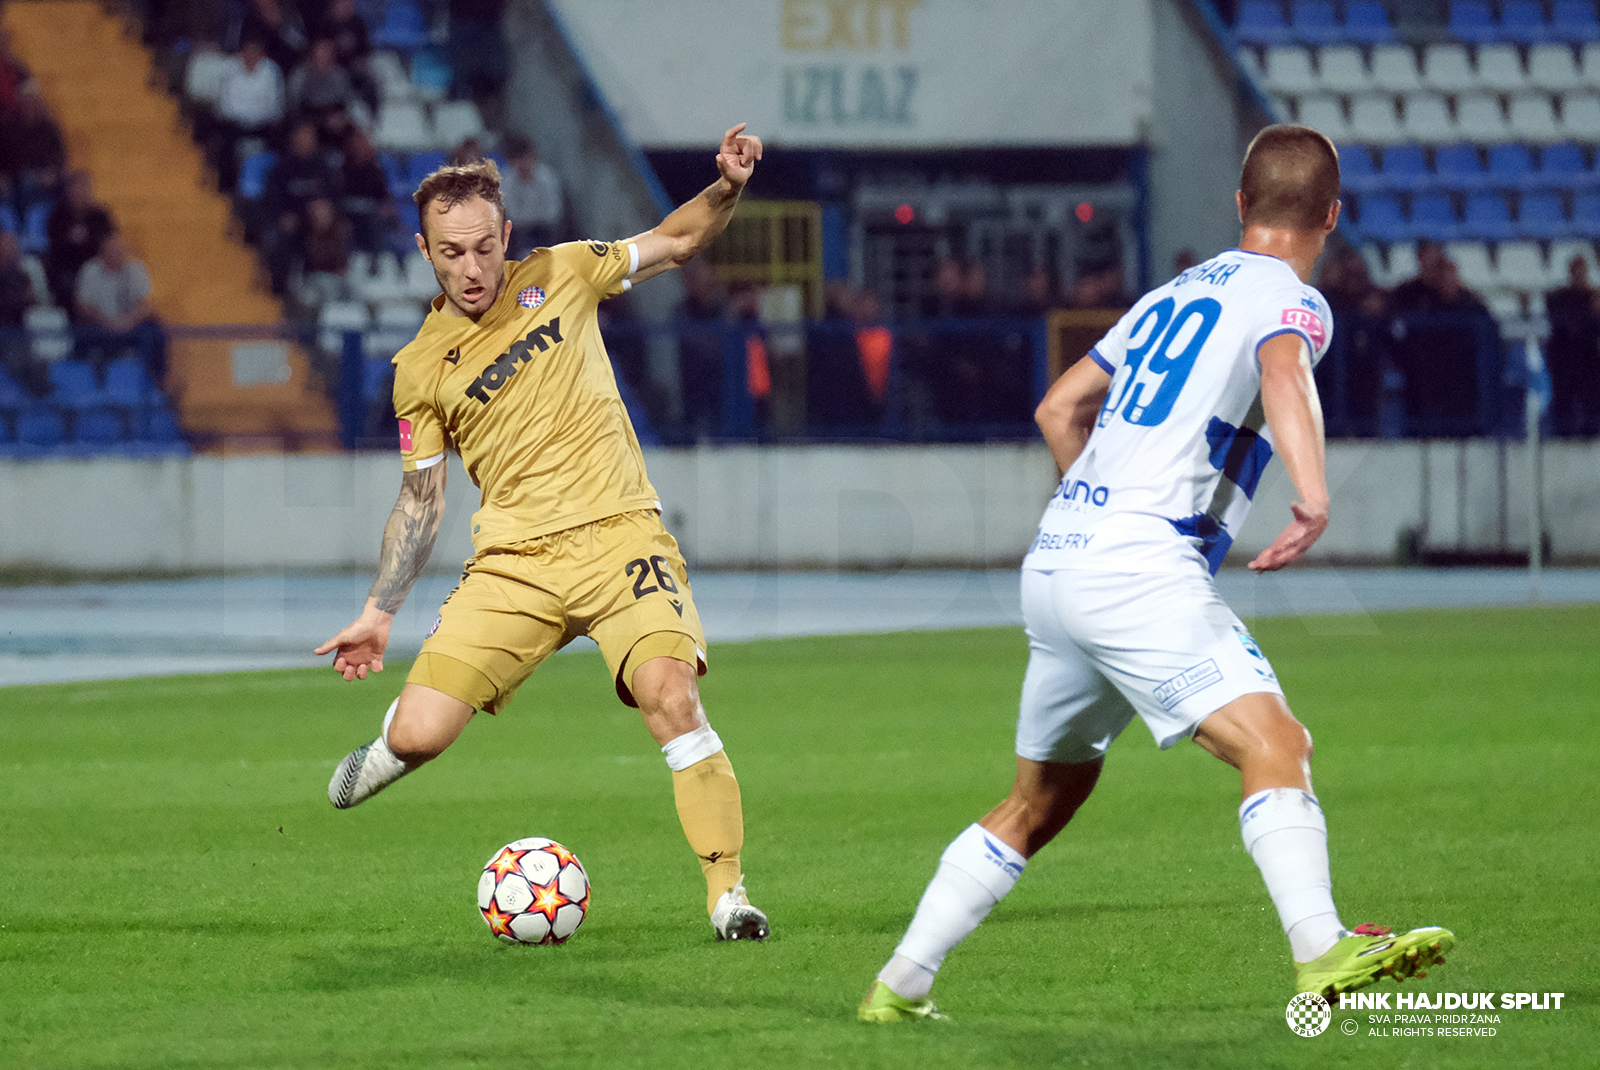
407,510,707,713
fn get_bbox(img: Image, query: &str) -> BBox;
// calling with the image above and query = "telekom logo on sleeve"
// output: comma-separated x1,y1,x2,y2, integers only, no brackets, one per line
1281,308,1326,348
398,418,413,452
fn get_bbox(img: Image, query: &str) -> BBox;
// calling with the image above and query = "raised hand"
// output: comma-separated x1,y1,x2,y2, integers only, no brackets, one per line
315,608,393,681
715,123,763,186
1247,499,1329,573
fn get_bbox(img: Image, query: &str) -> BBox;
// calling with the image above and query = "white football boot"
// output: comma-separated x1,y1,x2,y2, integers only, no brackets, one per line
710,878,770,941
329,699,412,809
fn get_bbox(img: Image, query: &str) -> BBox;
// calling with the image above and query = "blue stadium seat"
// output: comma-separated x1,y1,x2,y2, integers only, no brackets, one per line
410,47,452,99
1573,191,1600,234
0,201,17,234
1343,1,1399,44
1410,192,1462,239
142,406,183,443
1237,1,1294,46
19,201,50,255
47,360,109,410
72,407,127,447
1380,144,1431,191
1501,0,1556,43
237,151,276,201
1357,192,1408,240
1485,144,1537,189
406,150,449,188
1552,0,1600,42
380,152,410,198
1536,141,1593,187
1462,192,1517,240
372,1,431,50
1290,0,1343,45
1449,1,1500,44
1519,192,1570,238
1338,144,1381,192
363,357,393,401
1434,143,1486,191
16,410,64,449
103,357,155,409
0,364,27,408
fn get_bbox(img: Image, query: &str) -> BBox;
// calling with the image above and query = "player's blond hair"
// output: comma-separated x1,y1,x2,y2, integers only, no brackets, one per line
1239,125,1341,232
413,158,507,241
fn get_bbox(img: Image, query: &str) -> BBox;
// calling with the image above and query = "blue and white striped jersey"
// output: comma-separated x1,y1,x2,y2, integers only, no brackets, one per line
1023,249,1332,576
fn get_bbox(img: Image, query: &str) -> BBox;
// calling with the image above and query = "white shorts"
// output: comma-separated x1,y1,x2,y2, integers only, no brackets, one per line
1015,568,1284,764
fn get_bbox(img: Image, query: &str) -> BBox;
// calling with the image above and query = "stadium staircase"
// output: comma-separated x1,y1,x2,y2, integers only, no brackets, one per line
2,0,340,450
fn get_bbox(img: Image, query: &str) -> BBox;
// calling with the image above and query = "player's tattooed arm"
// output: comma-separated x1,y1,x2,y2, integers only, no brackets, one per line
368,462,448,613
629,123,763,280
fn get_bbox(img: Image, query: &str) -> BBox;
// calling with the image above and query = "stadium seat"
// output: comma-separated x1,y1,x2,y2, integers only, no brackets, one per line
1343,1,1398,44
1501,0,1556,43
16,410,64,449
1370,44,1423,92
1319,46,1369,92
1380,143,1430,189
1237,48,1266,81
72,407,127,447
1583,43,1600,81
1263,45,1318,94
1528,44,1584,91
1482,289,1524,318
433,100,486,148
378,152,409,199
1237,1,1294,46
18,201,49,255
1403,94,1456,142
1560,93,1600,139
1448,1,1500,44
1508,95,1563,142
1386,241,1421,283
1572,192,1600,235
367,50,414,100
1349,94,1403,141
1534,140,1591,188
350,252,409,303
404,252,438,298
373,1,432,50
1457,94,1508,140
1297,95,1349,138
1518,192,1570,239
1421,44,1476,94
1289,1,1342,46
1476,45,1529,92
362,357,394,400
236,151,276,202
1435,142,1486,191
103,357,155,409
1338,143,1380,192
1462,193,1517,241
374,300,425,335
1356,192,1408,241
47,360,109,410
1549,239,1598,284
1410,192,1461,239
1496,241,1548,288
318,300,370,355
1446,241,1495,289
372,101,434,152
1485,143,1538,189
406,150,449,188
1553,0,1600,42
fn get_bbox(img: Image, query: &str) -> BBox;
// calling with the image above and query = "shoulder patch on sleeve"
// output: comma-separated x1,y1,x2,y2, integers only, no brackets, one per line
1278,307,1326,349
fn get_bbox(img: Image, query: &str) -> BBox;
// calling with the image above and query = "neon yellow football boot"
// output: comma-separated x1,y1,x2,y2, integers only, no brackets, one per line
1295,923,1456,1000
857,980,946,1023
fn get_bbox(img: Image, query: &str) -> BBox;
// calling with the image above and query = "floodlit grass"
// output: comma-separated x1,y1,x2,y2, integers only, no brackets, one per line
1,606,1596,1068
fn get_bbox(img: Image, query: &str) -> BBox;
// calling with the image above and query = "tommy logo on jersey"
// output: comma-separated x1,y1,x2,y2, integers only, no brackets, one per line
1281,307,1326,348
516,286,546,309
464,317,564,404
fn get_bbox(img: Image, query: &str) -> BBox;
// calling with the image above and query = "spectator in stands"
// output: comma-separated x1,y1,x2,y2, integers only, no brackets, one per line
1543,256,1600,437
1389,240,1497,429
501,135,564,257
1318,245,1392,434
44,171,114,312
340,126,397,256
262,120,343,292
677,258,728,440
1017,264,1060,318
294,196,352,308
1067,260,1130,310
239,0,309,74
448,0,510,119
1171,248,1200,278
0,82,65,214
288,37,362,148
0,229,47,396
213,37,286,192
311,0,378,115
74,230,166,381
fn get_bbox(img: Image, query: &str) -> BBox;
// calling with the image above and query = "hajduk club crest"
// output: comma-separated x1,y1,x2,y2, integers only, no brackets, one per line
517,286,546,309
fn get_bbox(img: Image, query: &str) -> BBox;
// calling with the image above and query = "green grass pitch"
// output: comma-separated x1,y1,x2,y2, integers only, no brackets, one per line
2,604,1596,1069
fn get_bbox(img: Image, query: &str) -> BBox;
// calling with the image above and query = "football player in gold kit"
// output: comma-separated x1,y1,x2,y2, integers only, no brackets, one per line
317,124,770,941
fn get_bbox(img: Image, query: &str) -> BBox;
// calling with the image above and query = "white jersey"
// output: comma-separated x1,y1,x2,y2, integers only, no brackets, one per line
1024,249,1332,576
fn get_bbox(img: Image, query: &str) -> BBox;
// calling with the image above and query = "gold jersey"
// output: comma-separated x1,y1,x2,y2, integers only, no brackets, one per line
392,240,659,554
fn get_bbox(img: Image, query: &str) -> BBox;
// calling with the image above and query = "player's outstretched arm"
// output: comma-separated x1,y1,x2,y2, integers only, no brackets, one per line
627,124,763,283
1035,355,1112,473
1249,333,1330,573
314,462,449,680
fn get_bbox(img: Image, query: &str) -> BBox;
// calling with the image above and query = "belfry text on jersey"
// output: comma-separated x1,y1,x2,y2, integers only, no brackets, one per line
464,317,564,403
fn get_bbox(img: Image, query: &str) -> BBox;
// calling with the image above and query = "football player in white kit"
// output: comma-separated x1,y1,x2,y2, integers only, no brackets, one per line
860,126,1454,1022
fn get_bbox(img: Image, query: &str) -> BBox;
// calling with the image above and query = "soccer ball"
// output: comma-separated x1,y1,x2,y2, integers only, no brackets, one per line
477,837,590,945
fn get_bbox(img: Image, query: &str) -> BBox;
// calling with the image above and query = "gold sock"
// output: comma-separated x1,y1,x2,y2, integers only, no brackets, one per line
671,749,745,915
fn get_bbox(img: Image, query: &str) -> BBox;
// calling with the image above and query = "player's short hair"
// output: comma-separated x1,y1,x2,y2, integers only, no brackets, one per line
1239,124,1341,232
413,158,507,242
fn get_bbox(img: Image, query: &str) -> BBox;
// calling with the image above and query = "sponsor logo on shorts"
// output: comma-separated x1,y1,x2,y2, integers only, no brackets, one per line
1235,626,1265,660
1154,659,1223,710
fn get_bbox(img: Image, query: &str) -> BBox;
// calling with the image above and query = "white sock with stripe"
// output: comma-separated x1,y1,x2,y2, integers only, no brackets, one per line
1239,787,1345,962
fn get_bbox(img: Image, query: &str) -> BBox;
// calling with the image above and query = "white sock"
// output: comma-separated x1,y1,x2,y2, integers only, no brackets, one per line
660,723,724,772
879,824,1027,999
380,699,399,749
1239,787,1345,962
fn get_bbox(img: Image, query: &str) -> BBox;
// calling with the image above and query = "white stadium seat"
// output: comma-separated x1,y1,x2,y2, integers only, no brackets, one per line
1264,46,1319,94
1401,94,1455,143
1548,240,1598,287
1455,94,1508,141
318,300,371,354
1370,45,1423,93
349,251,409,303
368,50,415,100
1422,44,1477,94
1387,241,1420,284
1495,242,1546,289
1349,94,1404,141
1475,44,1527,93
1297,95,1349,139
1508,95,1562,142
1319,46,1370,93
1581,43,1600,83
374,300,426,334
1483,289,1524,318
1560,93,1600,140
372,101,433,151
1237,48,1265,81
432,100,486,149
23,306,71,363
1528,44,1583,93
405,253,438,299
1446,242,1495,292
